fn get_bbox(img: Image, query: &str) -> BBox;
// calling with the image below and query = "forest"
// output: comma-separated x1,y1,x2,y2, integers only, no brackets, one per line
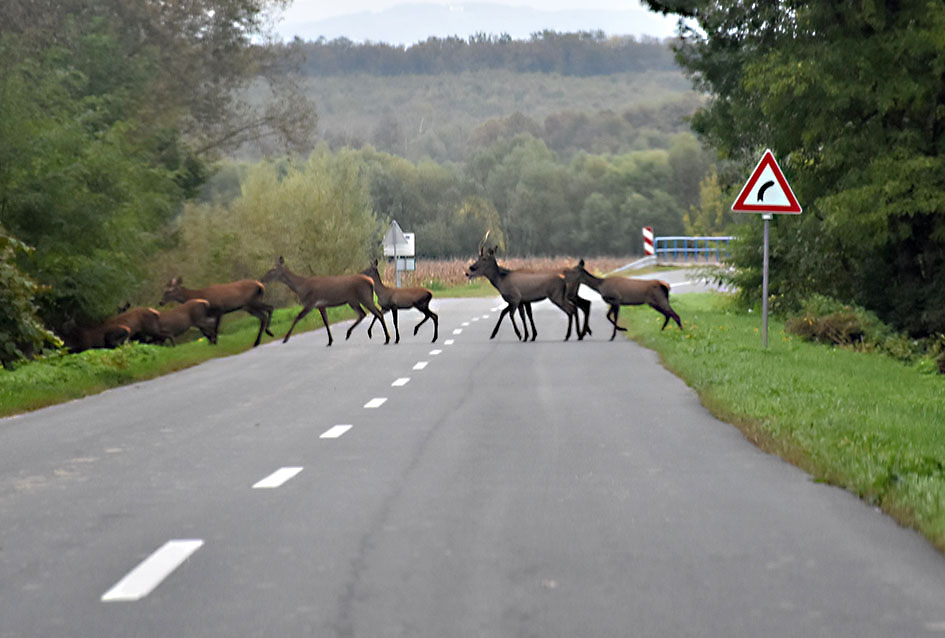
3,0,945,366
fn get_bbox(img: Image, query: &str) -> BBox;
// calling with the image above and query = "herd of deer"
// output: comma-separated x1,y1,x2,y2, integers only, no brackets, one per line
58,242,681,354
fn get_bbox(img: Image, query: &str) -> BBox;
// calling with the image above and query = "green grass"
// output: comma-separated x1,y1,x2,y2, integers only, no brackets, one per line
0,304,356,418
621,292,945,551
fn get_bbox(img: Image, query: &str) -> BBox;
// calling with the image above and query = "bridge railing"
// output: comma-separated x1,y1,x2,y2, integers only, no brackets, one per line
655,236,734,263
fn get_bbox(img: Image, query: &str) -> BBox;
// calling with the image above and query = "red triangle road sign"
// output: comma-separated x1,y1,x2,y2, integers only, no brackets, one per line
731,149,802,214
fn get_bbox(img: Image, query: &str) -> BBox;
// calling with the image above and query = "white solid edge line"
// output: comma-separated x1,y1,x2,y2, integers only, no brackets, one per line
253,466,304,488
364,397,387,408
320,424,353,439
101,539,204,602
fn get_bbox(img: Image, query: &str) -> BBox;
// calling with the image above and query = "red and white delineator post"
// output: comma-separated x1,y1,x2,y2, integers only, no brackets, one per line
642,226,655,257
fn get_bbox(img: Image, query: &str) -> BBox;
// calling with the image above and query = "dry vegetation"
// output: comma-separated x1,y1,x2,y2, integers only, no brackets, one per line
381,256,635,289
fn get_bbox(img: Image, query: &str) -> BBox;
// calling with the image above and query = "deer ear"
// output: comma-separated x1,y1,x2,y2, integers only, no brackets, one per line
277,256,285,265
579,259,585,267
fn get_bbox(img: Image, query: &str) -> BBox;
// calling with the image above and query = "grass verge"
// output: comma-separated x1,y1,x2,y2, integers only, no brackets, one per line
621,292,945,552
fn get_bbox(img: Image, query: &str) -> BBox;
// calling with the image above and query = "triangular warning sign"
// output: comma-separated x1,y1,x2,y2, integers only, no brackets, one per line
731,149,802,214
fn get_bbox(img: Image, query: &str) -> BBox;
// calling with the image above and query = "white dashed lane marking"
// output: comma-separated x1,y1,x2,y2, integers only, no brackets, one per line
364,398,387,409
101,539,204,602
320,425,353,439
253,466,304,488
392,377,410,387
413,361,428,370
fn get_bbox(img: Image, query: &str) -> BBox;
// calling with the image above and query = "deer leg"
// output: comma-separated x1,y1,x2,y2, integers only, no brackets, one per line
608,304,619,341
248,307,271,347
367,314,377,339
492,304,520,340
262,303,275,337
414,304,438,342
284,305,314,344
390,307,401,343
210,314,223,345
523,303,538,342
516,304,528,341
577,297,592,337
366,302,390,344
345,303,368,340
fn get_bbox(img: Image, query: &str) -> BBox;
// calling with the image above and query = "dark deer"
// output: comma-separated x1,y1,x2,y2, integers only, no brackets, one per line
465,245,578,341
161,276,274,347
156,299,218,345
360,259,438,343
564,259,682,340
105,306,171,344
59,320,131,353
261,256,390,346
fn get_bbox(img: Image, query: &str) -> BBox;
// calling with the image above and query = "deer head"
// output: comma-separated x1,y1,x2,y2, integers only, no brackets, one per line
160,277,184,305
261,256,287,284
465,246,497,279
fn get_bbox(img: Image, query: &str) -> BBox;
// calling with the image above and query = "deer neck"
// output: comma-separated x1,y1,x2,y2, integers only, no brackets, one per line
278,267,308,295
581,270,604,291
367,269,389,294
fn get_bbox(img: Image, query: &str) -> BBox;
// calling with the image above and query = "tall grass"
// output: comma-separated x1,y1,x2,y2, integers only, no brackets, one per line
622,293,945,551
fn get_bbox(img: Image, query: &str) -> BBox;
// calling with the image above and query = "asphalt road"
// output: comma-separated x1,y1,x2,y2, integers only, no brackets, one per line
3,285,945,637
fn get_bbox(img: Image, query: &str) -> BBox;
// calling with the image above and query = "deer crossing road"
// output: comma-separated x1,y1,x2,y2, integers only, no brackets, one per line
2,291,945,637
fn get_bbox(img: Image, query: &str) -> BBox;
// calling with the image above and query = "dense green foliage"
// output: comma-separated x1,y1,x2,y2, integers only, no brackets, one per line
646,0,945,337
196,136,713,262
0,0,316,363
286,31,677,76
624,293,945,551
0,231,59,367
291,70,700,164
154,150,381,305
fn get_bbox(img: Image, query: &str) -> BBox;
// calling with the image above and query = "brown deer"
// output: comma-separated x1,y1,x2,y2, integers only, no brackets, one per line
161,276,274,347
564,259,682,340
465,245,579,341
261,256,390,346
105,306,171,344
518,267,593,338
59,320,131,353
360,259,438,343
155,299,218,345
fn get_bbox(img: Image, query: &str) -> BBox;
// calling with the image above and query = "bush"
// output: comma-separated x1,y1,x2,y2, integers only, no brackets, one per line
785,295,937,370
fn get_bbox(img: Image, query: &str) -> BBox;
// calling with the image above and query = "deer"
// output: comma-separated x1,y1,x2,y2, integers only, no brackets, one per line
58,319,131,353
517,266,593,339
563,259,682,340
360,259,438,343
465,242,579,342
161,276,274,347
155,299,218,345
105,305,171,344
260,256,390,346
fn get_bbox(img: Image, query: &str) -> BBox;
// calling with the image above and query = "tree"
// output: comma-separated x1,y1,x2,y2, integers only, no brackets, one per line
645,0,945,335
0,231,59,367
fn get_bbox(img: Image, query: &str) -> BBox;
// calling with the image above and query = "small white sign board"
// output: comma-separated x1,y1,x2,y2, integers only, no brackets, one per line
383,221,415,257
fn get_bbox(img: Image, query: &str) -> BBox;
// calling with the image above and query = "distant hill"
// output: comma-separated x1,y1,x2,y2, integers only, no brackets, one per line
278,2,680,46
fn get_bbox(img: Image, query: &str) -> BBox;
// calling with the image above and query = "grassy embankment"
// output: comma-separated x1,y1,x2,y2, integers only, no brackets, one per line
621,292,945,552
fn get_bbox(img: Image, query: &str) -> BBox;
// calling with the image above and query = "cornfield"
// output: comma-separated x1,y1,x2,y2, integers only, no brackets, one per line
380,256,638,289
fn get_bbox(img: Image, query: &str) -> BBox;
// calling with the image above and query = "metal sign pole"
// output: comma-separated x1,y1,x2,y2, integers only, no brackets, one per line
761,214,772,348
394,245,402,288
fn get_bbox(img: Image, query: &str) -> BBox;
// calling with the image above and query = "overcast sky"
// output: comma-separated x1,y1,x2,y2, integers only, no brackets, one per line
269,0,680,41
